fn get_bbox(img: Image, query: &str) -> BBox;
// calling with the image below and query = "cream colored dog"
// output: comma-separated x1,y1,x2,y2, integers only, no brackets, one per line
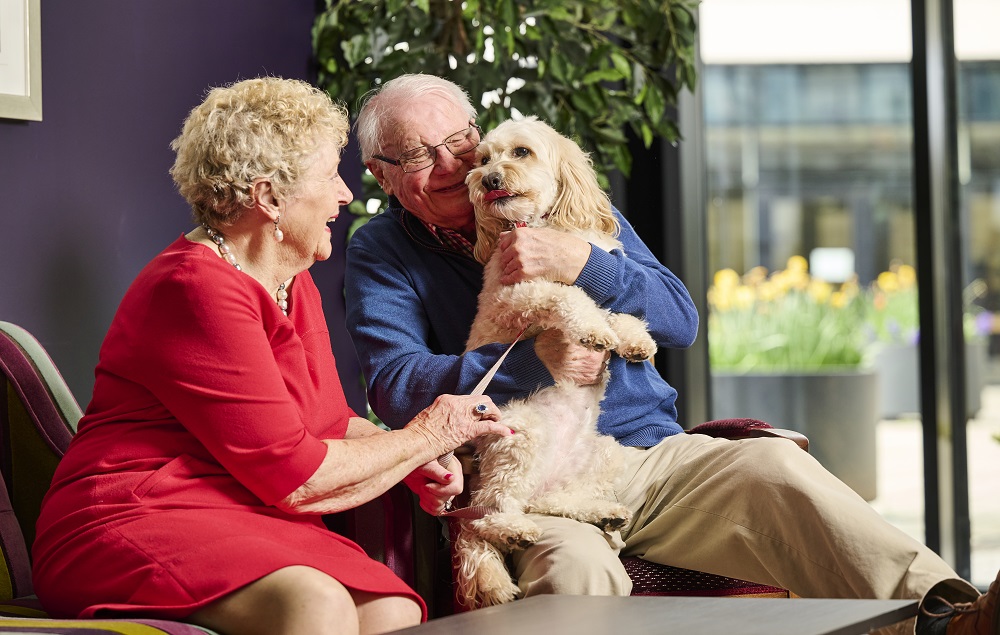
454,117,657,608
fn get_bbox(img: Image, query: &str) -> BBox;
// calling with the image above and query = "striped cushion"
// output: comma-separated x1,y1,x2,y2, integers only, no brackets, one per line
0,617,216,634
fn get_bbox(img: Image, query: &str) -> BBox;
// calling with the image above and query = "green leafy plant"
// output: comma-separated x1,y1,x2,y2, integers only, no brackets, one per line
313,0,699,202
708,256,871,372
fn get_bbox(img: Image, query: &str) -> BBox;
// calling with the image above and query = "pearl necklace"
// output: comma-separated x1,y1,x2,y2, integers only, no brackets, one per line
203,224,289,315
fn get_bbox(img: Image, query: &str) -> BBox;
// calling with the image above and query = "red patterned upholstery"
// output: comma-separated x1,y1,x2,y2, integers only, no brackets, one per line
622,557,787,597
687,418,809,451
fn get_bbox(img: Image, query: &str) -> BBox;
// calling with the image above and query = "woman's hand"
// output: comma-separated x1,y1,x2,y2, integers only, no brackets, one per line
497,227,592,286
403,394,510,457
403,455,464,515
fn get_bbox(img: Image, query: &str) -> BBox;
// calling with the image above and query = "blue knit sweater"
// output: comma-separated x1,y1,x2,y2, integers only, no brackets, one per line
344,200,699,447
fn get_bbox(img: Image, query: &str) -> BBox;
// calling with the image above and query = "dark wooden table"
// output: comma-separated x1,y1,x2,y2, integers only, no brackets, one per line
392,595,918,635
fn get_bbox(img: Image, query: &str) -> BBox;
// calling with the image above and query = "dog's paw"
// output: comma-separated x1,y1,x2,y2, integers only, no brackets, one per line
455,535,521,609
598,510,632,531
607,313,657,362
616,336,657,363
477,577,521,607
579,327,619,352
470,512,542,550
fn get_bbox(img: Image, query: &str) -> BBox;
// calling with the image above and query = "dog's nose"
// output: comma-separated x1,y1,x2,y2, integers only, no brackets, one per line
482,172,504,191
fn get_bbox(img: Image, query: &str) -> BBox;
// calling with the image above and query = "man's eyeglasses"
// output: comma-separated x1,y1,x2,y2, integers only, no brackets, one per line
374,121,483,173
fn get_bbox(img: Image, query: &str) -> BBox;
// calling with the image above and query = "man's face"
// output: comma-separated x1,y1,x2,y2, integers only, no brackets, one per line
368,95,479,234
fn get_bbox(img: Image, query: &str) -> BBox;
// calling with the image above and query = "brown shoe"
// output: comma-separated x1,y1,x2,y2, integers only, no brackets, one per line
916,570,1000,634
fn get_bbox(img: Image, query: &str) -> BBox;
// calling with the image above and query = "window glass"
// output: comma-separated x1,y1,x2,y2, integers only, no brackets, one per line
701,0,921,551
955,1,1000,587
702,0,1000,587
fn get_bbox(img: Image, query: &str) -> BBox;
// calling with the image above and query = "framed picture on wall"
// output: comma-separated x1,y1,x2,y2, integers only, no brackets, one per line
0,0,41,121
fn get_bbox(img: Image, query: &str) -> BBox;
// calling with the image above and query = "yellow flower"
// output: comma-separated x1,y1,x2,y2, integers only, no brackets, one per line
734,285,755,309
744,266,769,286
757,279,781,302
808,279,833,304
713,268,741,290
786,255,808,273
876,271,899,293
867,263,919,344
896,264,916,288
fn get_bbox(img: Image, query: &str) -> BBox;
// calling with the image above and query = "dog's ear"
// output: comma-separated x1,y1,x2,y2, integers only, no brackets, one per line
473,211,507,264
547,131,619,237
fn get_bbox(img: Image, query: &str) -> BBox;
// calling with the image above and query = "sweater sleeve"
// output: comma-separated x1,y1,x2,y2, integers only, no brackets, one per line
574,210,700,350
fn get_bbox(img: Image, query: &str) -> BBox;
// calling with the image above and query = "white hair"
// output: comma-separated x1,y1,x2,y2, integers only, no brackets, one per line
355,74,477,161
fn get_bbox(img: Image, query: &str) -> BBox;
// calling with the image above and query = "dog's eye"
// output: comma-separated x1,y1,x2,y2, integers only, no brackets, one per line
513,147,531,158
479,155,490,166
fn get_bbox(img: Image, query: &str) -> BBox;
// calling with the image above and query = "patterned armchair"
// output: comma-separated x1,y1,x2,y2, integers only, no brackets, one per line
0,321,216,633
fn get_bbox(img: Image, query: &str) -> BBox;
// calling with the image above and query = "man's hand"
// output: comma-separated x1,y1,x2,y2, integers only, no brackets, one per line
497,227,592,286
535,330,610,385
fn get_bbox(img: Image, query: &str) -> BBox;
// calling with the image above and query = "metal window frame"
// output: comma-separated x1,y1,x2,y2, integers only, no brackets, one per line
911,0,971,577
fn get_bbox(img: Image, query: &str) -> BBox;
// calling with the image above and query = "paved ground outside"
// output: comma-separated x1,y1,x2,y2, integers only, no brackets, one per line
869,384,1000,589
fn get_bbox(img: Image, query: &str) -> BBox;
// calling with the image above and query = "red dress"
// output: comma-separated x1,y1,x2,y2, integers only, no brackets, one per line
31,236,424,620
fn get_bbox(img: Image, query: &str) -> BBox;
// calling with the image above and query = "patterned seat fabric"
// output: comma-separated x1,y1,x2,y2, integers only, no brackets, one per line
622,558,788,597
0,321,218,634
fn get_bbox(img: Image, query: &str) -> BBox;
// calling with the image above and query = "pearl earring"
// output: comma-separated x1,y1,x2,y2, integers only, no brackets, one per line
273,215,284,242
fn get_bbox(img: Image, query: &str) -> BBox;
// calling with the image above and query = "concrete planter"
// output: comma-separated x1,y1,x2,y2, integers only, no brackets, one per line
872,341,986,420
711,369,879,501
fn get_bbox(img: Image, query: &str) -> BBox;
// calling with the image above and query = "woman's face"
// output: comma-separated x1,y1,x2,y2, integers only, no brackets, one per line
280,141,354,264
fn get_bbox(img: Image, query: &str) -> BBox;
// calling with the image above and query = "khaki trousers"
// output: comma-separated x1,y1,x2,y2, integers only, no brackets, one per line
510,434,963,634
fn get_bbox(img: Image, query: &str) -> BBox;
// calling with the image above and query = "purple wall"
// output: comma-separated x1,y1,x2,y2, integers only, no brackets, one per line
0,0,366,414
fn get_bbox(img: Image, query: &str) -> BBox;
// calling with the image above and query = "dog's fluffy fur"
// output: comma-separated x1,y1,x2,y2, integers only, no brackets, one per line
455,117,657,608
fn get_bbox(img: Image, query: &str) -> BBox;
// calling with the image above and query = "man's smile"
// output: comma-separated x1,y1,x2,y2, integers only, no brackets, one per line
435,181,468,194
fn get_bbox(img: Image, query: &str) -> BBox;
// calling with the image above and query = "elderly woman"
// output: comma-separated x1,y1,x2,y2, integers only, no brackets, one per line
31,77,507,635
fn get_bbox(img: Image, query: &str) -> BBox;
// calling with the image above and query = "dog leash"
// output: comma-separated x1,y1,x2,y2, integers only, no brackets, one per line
435,325,530,519
436,324,529,468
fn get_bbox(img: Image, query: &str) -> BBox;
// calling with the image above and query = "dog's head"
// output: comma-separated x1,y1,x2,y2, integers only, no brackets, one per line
467,117,618,264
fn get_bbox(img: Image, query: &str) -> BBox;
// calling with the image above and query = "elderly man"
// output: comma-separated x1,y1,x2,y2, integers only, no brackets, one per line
344,73,997,635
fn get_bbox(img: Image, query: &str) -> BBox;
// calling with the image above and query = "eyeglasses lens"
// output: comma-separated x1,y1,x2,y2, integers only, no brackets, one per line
398,126,480,173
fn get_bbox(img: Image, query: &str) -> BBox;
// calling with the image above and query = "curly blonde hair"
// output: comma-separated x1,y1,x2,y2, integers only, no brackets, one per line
170,77,349,226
